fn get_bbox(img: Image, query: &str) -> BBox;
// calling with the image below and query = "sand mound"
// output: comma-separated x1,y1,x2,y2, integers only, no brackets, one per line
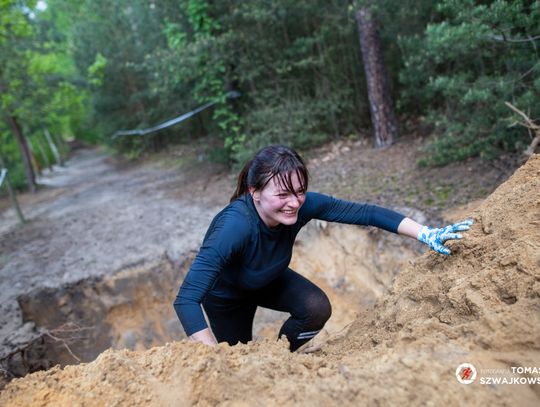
1,155,539,406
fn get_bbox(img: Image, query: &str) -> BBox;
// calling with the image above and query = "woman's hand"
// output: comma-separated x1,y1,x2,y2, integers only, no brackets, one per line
417,219,473,255
189,328,218,346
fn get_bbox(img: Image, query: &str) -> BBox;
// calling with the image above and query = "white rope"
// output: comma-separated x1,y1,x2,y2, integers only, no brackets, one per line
110,91,241,139
111,101,216,139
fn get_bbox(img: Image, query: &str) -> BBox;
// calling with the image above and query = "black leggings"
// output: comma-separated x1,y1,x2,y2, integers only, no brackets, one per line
202,268,332,352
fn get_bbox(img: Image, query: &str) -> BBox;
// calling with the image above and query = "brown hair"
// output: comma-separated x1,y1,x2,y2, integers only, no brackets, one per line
230,145,309,202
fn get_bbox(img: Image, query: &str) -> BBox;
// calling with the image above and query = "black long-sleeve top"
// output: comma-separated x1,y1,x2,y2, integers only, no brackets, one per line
173,192,405,336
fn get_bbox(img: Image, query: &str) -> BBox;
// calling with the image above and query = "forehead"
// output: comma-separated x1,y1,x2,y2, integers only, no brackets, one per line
269,171,304,191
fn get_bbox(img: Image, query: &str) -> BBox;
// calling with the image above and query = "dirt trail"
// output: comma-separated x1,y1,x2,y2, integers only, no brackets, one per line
0,153,538,405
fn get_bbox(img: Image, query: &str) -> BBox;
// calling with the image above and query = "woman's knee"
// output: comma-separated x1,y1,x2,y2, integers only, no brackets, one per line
318,293,332,324
305,290,332,327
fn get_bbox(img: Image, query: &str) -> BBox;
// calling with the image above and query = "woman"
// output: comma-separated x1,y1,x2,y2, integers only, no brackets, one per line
173,145,472,351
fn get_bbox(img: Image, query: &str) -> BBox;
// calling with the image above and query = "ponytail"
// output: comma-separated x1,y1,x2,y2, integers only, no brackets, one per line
230,159,252,202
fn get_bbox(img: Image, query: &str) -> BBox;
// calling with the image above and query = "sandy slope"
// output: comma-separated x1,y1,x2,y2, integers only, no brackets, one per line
0,155,537,406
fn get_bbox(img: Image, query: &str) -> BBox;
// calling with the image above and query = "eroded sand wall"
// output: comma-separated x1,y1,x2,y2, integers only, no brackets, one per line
2,256,190,382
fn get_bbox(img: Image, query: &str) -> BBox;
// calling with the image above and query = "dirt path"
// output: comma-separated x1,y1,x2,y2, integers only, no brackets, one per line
0,148,225,362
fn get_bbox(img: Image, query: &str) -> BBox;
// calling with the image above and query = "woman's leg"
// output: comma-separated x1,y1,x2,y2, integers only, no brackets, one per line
202,294,257,346
256,269,332,351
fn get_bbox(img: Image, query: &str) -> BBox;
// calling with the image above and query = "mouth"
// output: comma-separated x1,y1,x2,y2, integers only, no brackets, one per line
280,210,297,216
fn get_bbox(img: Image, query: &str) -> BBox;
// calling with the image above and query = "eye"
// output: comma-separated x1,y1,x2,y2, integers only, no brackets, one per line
278,193,289,199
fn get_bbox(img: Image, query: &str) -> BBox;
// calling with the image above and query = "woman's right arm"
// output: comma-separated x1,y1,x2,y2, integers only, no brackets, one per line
173,206,251,345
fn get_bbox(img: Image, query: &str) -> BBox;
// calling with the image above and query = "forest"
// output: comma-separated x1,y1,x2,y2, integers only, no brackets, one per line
1,0,539,191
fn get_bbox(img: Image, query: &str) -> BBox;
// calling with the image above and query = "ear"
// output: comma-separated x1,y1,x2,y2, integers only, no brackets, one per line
249,187,260,202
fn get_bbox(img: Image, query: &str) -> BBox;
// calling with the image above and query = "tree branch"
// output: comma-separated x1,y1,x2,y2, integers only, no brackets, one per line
43,332,81,363
505,102,540,156
0,323,92,381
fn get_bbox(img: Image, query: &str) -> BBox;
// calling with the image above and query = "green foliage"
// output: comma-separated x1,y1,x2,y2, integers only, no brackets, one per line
182,0,242,160
205,0,371,164
0,0,92,190
87,53,107,87
185,0,219,35
60,0,167,152
0,1,406,165
6,0,533,172
236,97,328,167
58,0,377,163
399,0,540,165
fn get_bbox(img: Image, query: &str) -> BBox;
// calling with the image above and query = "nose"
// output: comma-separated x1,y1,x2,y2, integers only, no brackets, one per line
288,195,301,208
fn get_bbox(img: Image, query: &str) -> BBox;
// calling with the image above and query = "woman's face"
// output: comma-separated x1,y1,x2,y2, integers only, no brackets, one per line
250,172,306,228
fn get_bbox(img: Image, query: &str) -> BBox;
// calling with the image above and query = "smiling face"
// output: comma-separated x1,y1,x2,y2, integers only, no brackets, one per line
250,171,307,228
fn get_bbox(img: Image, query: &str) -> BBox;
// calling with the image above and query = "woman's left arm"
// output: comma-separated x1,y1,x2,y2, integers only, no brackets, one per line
398,217,473,255
396,217,423,238
302,192,473,255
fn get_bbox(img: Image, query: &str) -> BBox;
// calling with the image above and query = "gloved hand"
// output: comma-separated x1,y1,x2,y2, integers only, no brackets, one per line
417,219,473,255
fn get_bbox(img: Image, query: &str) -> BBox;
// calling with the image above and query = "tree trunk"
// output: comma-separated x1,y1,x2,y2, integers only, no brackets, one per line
7,115,37,193
356,7,398,148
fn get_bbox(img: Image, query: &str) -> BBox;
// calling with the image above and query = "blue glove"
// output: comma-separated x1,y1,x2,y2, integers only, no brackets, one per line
417,219,473,255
